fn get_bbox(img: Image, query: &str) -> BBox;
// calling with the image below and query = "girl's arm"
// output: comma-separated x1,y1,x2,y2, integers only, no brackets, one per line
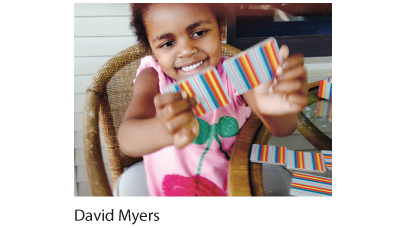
118,67,199,157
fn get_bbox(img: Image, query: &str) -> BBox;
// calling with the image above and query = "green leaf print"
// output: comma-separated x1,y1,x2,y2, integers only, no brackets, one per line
192,116,239,175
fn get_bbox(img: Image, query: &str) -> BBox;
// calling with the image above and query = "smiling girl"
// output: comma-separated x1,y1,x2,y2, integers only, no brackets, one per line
118,3,308,196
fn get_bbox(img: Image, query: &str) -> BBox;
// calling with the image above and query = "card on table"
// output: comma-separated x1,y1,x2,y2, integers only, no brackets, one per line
163,66,231,117
223,37,283,95
318,76,332,100
285,150,327,173
290,172,332,196
250,144,287,165
316,100,332,121
321,150,332,170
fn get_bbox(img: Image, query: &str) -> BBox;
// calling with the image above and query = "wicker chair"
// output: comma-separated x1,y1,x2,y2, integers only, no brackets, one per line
83,43,244,196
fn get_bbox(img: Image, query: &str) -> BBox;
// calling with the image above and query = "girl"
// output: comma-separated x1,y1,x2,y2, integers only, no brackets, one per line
118,3,308,196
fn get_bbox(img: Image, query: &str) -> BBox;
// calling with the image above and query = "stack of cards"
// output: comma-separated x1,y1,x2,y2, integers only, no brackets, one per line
285,150,326,173
163,66,231,117
321,150,332,170
290,172,332,196
250,144,287,165
318,76,332,100
250,144,327,173
223,37,283,95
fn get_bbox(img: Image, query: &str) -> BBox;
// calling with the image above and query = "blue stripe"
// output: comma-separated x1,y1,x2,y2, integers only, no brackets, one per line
188,77,210,113
194,75,216,112
248,49,269,83
212,69,231,103
259,45,274,79
252,47,272,82
293,176,332,186
234,59,251,90
174,84,181,92
199,73,219,109
228,60,249,93
290,187,332,196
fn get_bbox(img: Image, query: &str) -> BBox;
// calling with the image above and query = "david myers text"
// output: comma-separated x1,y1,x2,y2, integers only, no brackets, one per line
75,209,160,224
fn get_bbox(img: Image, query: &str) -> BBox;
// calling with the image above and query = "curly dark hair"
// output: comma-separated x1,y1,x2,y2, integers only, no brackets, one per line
130,3,227,50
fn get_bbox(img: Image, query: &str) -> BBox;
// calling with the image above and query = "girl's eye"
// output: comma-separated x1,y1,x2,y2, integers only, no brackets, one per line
161,41,174,48
192,30,207,37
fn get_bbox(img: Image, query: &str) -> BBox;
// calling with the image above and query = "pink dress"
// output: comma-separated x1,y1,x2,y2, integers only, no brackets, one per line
135,56,252,196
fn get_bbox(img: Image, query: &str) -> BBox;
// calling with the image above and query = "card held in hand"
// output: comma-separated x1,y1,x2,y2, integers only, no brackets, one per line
163,66,231,117
223,37,283,95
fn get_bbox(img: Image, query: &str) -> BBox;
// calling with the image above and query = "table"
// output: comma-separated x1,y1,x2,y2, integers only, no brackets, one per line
227,81,332,196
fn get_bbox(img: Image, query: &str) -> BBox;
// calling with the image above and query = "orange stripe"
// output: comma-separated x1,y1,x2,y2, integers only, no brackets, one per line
238,55,257,87
297,151,304,169
184,80,206,116
204,71,224,107
291,183,332,194
264,42,278,75
261,144,267,162
242,54,259,86
315,153,322,171
294,173,332,184
208,69,229,106
179,81,204,116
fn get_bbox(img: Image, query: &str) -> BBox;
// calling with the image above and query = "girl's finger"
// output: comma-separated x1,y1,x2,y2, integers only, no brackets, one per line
172,119,199,148
162,96,199,117
280,53,304,70
285,93,308,110
166,110,196,134
154,92,184,109
276,65,307,83
279,45,289,61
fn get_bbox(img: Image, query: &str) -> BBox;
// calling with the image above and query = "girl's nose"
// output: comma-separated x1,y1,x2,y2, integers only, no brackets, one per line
178,40,198,58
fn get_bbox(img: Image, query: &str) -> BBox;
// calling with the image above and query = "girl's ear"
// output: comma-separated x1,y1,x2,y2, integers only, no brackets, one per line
220,25,226,41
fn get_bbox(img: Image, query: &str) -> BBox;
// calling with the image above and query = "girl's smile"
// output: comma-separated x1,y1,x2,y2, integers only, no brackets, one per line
144,3,226,81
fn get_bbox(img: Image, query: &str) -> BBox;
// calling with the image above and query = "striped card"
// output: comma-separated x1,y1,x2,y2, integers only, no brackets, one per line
290,172,332,196
321,150,332,170
163,67,231,117
250,144,287,165
286,150,326,173
316,100,332,121
318,76,332,100
223,37,283,95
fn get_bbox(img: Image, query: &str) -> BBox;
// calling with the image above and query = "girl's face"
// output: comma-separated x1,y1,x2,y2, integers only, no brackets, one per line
144,4,226,81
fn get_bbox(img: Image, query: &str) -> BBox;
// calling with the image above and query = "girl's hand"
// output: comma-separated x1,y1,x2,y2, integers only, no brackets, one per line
251,45,308,116
154,91,200,148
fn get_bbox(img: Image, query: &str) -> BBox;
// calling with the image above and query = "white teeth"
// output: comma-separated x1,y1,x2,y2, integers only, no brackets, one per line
181,61,203,72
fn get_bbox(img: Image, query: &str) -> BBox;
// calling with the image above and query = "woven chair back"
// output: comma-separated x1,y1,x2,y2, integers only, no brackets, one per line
87,43,241,185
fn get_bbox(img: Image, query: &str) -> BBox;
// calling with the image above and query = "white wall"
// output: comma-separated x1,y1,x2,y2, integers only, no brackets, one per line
74,3,332,196
74,3,137,196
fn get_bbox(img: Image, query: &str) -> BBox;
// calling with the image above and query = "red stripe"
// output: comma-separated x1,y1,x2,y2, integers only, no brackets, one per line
291,183,332,194
245,53,262,84
209,69,230,106
181,81,206,116
293,173,332,184
318,80,324,97
264,43,277,75
204,71,223,108
237,56,256,87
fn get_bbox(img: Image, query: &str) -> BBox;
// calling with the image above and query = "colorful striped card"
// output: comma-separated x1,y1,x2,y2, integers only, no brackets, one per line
316,100,332,121
163,67,231,117
318,76,332,100
321,150,332,170
286,150,326,173
290,172,332,196
223,37,283,95
250,144,287,165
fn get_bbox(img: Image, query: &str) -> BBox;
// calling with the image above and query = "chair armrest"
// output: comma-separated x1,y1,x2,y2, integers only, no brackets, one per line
83,90,113,196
